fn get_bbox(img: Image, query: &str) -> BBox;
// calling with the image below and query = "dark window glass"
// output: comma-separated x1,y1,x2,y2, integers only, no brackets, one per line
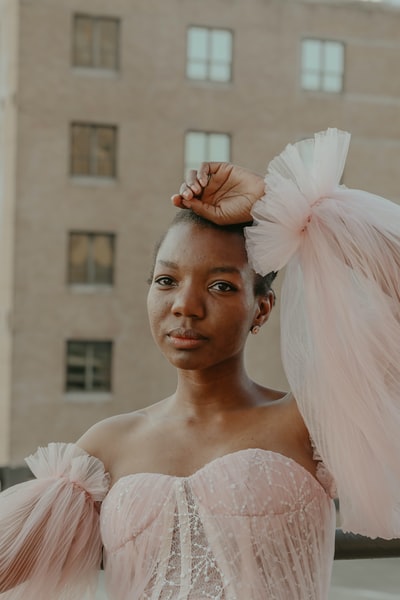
66,340,112,392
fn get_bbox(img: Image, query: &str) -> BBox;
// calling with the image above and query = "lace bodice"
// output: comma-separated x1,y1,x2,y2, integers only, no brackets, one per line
100,449,336,600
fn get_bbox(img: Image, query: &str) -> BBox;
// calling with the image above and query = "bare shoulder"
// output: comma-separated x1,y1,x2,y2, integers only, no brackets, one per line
254,388,315,473
278,391,309,432
76,409,149,470
257,387,310,442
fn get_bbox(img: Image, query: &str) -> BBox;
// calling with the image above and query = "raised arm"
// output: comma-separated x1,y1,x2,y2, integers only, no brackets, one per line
173,129,400,539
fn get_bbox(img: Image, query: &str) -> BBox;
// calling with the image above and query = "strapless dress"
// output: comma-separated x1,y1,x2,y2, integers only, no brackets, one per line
100,446,336,599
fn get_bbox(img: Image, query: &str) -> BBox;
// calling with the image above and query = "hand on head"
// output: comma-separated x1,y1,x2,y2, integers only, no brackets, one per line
171,162,265,225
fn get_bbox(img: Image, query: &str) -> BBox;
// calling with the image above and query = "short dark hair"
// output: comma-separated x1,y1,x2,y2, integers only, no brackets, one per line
149,209,277,296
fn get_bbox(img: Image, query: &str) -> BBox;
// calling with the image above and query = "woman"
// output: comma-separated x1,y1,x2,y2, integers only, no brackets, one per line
0,128,399,599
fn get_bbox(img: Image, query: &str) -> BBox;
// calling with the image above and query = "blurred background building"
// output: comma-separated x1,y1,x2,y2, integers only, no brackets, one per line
0,0,399,486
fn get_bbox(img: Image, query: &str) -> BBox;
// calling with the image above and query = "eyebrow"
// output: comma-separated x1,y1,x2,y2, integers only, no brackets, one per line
156,260,179,269
209,266,242,276
156,260,242,276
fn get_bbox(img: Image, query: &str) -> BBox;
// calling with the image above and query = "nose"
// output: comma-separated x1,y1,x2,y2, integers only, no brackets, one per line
171,282,205,319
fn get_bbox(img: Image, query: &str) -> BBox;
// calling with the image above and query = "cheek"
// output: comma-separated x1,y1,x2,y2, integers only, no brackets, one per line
220,312,252,349
146,295,160,328
147,294,169,332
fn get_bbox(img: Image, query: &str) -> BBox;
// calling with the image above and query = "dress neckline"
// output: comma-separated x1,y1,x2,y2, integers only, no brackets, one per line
110,448,326,494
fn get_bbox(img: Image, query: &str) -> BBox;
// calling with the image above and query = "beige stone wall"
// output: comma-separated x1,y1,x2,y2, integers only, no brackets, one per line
0,0,19,465
3,0,400,463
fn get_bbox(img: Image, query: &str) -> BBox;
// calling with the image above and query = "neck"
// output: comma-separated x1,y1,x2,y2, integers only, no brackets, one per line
172,358,257,419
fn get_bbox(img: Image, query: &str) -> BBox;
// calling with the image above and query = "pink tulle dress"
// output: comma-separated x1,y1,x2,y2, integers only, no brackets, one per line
1,129,400,600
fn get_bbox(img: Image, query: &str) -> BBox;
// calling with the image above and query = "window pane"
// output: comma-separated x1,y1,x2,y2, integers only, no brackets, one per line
71,124,91,175
92,235,114,284
301,71,320,91
66,341,87,390
208,134,230,162
68,233,89,283
210,30,232,62
185,132,206,166
209,63,230,82
91,342,112,391
98,18,119,69
324,42,344,73
94,126,116,177
73,16,93,67
187,27,208,60
302,40,321,70
186,61,208,80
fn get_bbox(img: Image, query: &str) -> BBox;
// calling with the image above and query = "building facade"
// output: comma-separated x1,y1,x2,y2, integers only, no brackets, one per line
0,0,399,484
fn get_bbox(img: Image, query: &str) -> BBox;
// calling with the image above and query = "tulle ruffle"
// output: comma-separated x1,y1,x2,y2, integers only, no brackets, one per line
0,443,110,599
246,128,400,538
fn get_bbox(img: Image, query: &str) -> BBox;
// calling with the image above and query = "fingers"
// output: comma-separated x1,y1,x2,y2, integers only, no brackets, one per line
186,169,203,196
183,167,211,197
171,193,190,209
171,164,212,206
179,196,224,224
197,163,212,187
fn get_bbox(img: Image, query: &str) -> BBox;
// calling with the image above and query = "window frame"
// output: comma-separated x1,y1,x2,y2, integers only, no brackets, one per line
186,26,233,83
65,339,113,394
72,13,120,72
70,122,118,180
67,231,116,288
300,38,345,94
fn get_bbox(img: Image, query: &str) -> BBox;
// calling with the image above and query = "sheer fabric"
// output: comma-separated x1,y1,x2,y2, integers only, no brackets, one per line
0,443,109,599
246,128,400,537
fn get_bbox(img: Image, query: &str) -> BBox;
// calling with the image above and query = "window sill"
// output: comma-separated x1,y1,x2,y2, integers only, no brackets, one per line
70,175,117,187
64,392,112,403
68,284,114,294
185,77,232,88
301,88,344,95
71,67,120,79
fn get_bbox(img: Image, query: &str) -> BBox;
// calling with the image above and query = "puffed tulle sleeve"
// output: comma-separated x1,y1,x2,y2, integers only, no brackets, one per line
0,442,110,599
246,128,400,539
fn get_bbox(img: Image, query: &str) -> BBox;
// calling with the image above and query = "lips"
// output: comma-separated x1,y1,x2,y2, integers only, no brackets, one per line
167,328,207,349
168,328,206,340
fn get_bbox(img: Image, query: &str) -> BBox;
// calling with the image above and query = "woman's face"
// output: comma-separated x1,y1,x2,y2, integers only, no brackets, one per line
147,221,270,372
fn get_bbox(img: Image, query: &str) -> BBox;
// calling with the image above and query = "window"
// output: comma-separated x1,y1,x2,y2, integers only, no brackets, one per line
68,232,115,286
70,123,117,178
66,341,112,392
301,39,344,93
187,27,232,82
184,131,231,174
73,14,120,70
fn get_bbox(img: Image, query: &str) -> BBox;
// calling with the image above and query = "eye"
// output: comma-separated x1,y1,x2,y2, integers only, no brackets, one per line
209,281,237,293
154,276,176,287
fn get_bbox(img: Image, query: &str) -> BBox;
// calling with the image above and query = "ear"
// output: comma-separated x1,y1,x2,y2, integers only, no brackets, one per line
251,290,275,330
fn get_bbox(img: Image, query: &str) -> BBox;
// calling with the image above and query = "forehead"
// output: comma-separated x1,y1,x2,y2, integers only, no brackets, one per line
157,222,249,267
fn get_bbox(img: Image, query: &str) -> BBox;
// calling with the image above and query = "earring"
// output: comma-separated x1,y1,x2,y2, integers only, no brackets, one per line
251,325,260,335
